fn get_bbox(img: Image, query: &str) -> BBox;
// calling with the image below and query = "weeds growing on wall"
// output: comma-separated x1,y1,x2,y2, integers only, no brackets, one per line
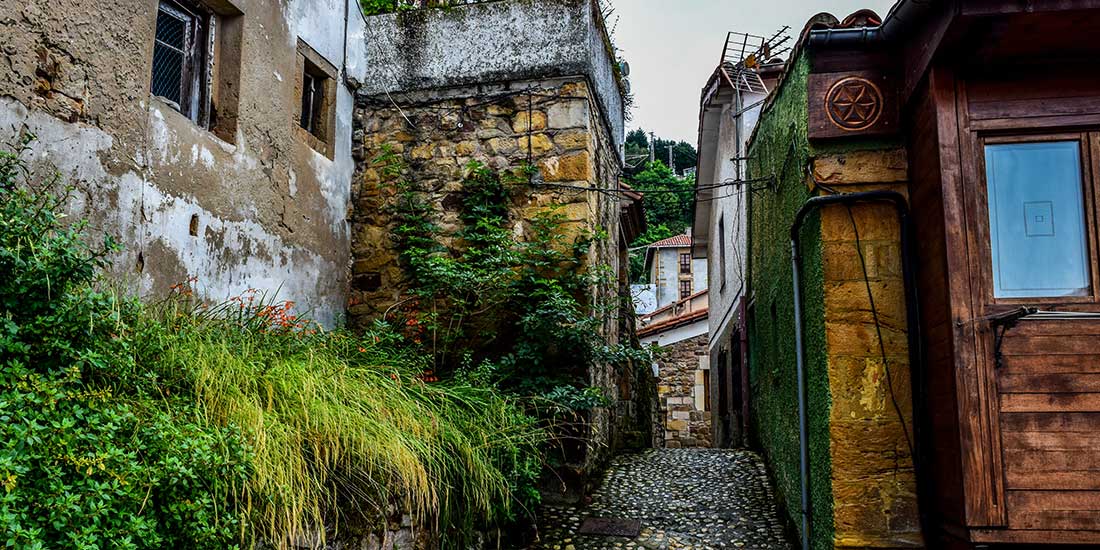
0,136,544,548
376,147,651,415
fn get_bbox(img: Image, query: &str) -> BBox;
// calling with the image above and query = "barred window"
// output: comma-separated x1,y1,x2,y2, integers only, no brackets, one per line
151,0,209,123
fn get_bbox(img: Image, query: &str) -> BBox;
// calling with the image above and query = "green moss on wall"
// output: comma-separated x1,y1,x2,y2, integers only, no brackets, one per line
745,52,834,550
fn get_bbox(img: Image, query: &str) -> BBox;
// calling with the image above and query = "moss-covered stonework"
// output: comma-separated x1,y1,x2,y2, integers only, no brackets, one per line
747,51,921,549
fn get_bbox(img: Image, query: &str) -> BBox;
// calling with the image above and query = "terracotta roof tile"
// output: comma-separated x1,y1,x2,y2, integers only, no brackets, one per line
646,234,692,248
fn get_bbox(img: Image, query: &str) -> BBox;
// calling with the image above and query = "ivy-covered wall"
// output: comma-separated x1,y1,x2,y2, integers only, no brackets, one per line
746,52,835,550
747,50,921,549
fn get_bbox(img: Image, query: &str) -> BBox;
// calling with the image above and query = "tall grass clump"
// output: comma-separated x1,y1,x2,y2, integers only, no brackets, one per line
1,135,546,549
140,293,545,545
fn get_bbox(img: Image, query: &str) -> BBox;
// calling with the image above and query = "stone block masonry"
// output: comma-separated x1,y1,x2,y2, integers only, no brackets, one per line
655,334,712,448
814,149,921,549
349,74,642,495
348,78,619,326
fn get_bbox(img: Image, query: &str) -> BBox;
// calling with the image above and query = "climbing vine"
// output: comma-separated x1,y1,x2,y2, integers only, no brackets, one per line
375,147,651,411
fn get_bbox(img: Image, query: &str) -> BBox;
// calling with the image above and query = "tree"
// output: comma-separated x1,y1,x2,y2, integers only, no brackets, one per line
626,160,694,282
623,128,697,177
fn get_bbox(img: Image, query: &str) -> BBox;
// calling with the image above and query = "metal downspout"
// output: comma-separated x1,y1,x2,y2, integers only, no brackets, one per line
789,190,924,550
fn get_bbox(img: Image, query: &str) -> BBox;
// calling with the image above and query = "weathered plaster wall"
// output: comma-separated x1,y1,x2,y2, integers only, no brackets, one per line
0,0,368,326
651,246,707,309
653,332,712,448
357,0,625,152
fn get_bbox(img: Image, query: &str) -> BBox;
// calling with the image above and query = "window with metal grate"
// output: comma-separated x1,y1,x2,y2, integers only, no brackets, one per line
151,0,208,123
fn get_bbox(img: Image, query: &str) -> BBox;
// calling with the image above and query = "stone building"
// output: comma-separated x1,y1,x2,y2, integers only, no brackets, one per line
638,288,711,448
0,0,369,326
348,0,653,496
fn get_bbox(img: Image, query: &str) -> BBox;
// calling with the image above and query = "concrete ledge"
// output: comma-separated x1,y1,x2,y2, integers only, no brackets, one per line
358,0,624,150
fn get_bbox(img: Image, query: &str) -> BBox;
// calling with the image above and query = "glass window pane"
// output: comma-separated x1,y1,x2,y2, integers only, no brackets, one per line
985,141,1091,298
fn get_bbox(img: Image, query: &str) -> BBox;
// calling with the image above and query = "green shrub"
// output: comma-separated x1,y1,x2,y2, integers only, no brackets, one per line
0,136,545,548
0,135,251,549
139,295,544,544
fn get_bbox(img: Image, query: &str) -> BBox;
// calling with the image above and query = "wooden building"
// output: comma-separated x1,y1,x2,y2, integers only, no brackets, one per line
783,0,1100,547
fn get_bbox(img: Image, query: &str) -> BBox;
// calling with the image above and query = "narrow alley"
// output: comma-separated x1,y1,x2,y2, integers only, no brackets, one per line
531,450,791,550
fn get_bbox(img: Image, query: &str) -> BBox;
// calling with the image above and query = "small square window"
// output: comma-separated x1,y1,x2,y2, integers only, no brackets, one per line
296,39,337,157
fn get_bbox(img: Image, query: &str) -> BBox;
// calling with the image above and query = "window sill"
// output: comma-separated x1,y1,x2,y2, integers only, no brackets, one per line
296,125,333,161
149,95,238,150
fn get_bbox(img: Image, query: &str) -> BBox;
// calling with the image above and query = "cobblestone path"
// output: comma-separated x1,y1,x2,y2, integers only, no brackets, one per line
529,449,792,550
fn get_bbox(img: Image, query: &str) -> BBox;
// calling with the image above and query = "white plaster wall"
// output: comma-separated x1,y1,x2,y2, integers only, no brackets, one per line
0,1,362,328
706,89,767,349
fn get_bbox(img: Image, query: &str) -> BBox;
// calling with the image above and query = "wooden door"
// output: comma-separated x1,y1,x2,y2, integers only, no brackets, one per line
967,131,1100,539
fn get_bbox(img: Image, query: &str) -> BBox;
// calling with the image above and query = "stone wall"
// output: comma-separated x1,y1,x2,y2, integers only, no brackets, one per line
813,149,921,549
349,75,636,494
656,333,712,448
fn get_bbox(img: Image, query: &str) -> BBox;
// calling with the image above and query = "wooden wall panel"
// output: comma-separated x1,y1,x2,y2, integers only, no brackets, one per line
905,73,968,525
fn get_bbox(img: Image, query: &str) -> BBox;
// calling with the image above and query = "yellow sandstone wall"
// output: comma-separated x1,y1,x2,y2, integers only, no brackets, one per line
812,149,923,549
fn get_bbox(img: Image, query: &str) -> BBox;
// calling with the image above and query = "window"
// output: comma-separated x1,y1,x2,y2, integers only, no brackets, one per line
150,0,243,141
679,252,692,274
300,70,324,136
296,39,337,157
718,215,727,292
985,141,1091,298
679,280,693,299
152,0,209,123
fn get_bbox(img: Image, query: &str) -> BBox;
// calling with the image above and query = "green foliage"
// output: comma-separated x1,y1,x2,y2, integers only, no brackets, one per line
378,150,650,412
624,129,698,177
0,135,250,550
622,161,695,282
0,137,546,549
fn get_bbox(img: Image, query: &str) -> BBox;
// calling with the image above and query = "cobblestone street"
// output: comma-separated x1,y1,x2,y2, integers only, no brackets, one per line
529,449,792,550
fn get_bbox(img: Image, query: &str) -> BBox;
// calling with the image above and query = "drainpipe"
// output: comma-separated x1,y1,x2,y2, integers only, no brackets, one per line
789,190,924,550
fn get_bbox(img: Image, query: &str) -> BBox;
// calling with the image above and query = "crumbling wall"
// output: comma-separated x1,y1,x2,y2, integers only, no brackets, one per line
0,0,366,326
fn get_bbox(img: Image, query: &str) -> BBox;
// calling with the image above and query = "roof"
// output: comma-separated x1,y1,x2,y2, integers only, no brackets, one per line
646,234,692,249
639,288,709,323
637,307,709,338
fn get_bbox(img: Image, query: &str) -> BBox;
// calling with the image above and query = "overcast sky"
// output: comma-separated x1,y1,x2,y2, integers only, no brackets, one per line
614,0,897,144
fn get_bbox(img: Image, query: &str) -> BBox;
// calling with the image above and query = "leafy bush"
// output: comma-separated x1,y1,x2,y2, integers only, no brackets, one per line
0,137,545,548
0,135,251,549
379,151,650,412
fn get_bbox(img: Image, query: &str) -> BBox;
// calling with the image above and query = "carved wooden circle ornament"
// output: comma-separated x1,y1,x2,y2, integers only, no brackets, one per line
825,76,884,131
